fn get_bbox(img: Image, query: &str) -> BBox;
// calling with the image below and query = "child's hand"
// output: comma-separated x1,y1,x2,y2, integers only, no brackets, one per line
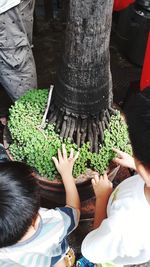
52,144,79,181
112,148,136,170
92,173,113,199
53,144,80,212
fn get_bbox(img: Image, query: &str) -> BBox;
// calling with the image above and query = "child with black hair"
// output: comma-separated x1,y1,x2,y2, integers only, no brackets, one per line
80,87,150,267
0,144,80,267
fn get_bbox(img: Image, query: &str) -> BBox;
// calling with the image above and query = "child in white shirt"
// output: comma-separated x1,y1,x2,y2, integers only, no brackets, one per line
81,86,150,266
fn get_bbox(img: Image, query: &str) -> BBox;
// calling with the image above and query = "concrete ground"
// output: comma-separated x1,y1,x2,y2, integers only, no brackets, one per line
0,1,149,266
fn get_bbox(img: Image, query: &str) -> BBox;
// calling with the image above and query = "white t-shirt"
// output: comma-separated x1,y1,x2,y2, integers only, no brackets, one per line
82,174,150,265
0,0,20,14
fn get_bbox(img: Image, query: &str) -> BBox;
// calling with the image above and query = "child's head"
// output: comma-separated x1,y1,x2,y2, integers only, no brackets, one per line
124,86,150,171
0,161,40,248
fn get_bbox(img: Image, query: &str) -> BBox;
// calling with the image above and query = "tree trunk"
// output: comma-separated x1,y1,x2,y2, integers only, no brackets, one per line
48,0,115,152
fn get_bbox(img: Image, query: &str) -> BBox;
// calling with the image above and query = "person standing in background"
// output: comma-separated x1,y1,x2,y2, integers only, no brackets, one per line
0,0,37,101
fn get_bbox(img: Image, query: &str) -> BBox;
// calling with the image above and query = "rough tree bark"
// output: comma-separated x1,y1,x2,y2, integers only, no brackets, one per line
48,0,115,152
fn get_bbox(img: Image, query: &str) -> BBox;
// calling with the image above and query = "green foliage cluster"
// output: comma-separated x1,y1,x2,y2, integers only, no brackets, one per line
90,113,132,174
8,89,132,180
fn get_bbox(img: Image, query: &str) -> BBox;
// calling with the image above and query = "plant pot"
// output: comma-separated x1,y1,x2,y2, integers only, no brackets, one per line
3,126,95,206
4,89,132,210
3,127,122,207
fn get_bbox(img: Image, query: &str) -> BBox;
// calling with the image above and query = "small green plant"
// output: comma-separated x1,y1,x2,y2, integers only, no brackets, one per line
8,89,132,180
90,113,132,174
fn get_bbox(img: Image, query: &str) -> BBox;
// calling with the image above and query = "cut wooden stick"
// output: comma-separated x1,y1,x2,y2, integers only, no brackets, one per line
41,85,54,128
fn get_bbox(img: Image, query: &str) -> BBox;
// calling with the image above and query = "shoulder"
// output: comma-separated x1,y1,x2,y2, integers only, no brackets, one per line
117,174,142,189
107,174,145,217
39,206,79,228
108,174,143,205
56,206,79,226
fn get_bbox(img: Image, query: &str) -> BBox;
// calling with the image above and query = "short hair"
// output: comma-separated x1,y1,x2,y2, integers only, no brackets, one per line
124,86,150,169
0,161,40,248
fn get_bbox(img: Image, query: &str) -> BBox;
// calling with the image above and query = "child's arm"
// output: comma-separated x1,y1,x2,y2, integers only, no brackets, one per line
52,144,80,215
113,148,136,170
92,173,113,229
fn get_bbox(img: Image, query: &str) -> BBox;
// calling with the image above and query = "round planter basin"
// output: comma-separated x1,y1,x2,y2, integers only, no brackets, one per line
3,126,94,205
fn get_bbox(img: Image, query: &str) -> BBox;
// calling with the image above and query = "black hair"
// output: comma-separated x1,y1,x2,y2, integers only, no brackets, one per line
0,161,40,248
124,86,150,169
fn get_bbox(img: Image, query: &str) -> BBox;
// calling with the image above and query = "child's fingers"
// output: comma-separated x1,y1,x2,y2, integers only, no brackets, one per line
103,172,108,180
112,148,123,158
112,147,121,153
62,144,67,159
93,174,99,183
58,148,63,162
113,157,122,165
92,175,100,187
91,178,96,186
74,151,79,161
52,157,59,168
69,148,74,159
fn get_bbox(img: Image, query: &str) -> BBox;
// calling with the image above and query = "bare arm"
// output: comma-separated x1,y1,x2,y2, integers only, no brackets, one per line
93,148,135,229
52,144,80,214
92,174,113,229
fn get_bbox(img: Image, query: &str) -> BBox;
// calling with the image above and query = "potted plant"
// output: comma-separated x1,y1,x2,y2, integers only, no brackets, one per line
4,89,132,204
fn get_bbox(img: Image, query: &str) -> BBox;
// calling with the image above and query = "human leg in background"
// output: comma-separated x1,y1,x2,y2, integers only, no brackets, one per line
0,0,37,101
